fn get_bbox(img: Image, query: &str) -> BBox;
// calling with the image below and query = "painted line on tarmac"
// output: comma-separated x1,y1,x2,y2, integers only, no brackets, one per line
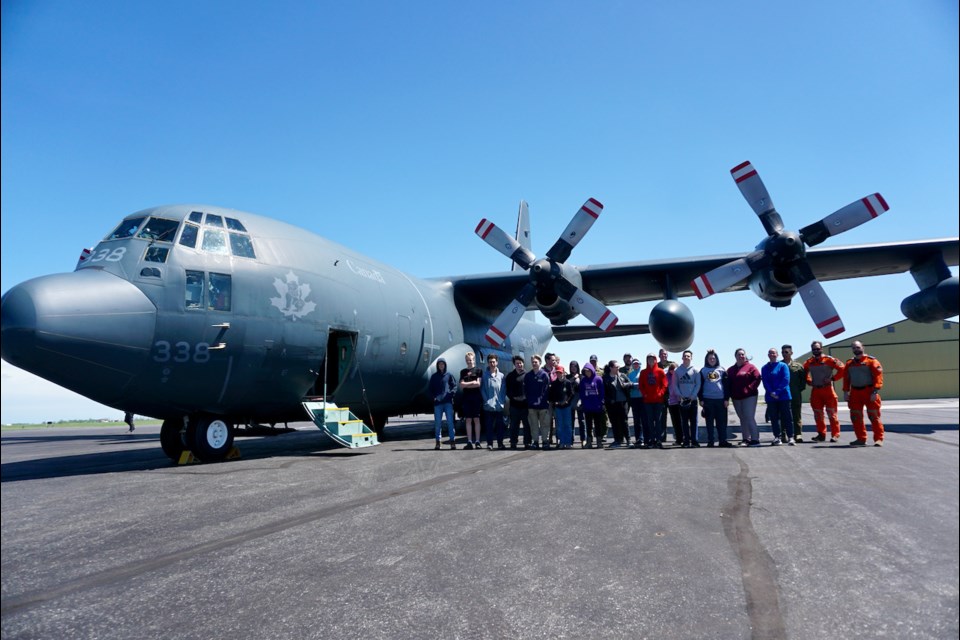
0,450,535,615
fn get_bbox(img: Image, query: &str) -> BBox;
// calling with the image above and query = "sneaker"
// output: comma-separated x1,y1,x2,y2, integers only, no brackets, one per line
794,436,803,443
874,441,884,447
707,442,715,448
510,444,517,450
487,444,493,450
719,441,734,448
474,442,483,450
787,438,796,446
464,442,473,450
435,441,441,450
849,439,867,447
811,434,826,442
609,442,621,449
690,441,700,448
771,438,782,446
748,440,761,447
450,442,457,450
498,443,506,450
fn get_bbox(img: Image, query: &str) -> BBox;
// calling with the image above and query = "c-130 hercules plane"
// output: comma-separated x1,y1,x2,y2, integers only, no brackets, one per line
2,161,957,462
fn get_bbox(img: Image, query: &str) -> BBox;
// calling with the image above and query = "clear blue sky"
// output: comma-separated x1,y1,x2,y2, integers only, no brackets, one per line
2,1,957,423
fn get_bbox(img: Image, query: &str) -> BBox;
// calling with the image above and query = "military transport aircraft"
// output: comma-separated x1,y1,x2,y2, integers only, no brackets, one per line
2,161,957,462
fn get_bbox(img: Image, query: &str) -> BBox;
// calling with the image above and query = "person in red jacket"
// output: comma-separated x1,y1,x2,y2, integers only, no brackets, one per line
638,353,668,449
803,341,845,442
843,341,885,446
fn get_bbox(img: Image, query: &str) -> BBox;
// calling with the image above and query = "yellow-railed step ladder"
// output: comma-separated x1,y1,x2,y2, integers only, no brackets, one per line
302,401,380,448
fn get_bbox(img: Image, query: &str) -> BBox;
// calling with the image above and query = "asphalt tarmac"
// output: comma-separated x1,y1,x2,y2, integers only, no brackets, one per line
2,399,958,640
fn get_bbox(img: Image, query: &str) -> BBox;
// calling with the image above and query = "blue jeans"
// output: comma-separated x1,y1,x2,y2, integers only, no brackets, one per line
643,402,663,444
484,411,506,446
630,397,646,443
434,402,455,441
554,405,573,446
768,398,794,441
702,398,728,444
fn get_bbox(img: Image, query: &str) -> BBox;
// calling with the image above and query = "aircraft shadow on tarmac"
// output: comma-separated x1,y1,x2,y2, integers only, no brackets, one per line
0,430,375,483
2,420,955,483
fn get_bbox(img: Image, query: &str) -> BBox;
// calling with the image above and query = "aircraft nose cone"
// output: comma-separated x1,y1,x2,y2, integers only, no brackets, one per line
1,270,157,404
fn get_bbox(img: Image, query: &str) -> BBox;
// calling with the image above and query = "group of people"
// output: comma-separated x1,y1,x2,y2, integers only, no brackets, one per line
428,340,886,450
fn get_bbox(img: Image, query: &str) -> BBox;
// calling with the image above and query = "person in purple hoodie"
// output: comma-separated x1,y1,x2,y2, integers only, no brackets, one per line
578,362,606,449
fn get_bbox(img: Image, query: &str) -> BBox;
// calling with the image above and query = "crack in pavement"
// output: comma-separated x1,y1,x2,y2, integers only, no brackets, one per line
722,455,787,640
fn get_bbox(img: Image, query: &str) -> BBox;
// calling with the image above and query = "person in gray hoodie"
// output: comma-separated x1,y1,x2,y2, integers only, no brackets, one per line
481,354,507,450
699,350,731,447
669,350,702,447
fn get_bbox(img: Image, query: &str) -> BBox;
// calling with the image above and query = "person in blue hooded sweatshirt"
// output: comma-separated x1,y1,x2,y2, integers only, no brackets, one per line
429,358,458,450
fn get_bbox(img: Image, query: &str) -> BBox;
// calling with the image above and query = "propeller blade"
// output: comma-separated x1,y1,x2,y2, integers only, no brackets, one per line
483,283,537,346
731,161,783,235
691,257,753,299
800,193,890,247
545,198,604,263
797,278,845,338
567,286,618,331
475,218,536,269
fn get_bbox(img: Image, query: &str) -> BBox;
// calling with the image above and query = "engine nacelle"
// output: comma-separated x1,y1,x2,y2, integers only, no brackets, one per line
648,299,695,352
535,260,582,325
537,295,577,325
901,276,959,323
747,268,797,308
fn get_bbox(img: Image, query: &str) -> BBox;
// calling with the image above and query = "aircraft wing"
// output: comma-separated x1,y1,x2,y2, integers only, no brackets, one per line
447,238,959,310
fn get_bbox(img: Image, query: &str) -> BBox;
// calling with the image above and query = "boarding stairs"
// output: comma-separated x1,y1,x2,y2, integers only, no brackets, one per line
302,400,379,449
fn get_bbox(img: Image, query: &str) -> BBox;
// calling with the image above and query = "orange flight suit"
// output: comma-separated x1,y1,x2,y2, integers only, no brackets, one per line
803,355,845,438
843,355,884,443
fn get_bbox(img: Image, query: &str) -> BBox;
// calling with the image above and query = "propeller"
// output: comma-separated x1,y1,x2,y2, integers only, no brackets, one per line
691,161,889,338
475,198,618,346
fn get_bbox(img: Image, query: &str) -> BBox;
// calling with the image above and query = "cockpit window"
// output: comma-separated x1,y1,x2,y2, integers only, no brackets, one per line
201,229,229,255
185,270,204,309
225,217,247,232
106,217,146,240
229,233,256,258
188,211,203,223
137,217,180,243
179,223,199,248
144,247,169,263
208,273,232,311
205,214,224,228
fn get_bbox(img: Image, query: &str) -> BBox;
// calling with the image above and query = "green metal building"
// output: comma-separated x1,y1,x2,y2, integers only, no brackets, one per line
797,319,959,401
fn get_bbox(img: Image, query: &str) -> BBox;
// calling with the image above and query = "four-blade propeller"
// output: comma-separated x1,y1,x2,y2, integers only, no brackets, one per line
475,198,618,346
691,161,889,338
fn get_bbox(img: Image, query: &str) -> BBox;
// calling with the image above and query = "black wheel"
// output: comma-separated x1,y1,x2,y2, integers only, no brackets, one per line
188,415,235,462
160,418,186,461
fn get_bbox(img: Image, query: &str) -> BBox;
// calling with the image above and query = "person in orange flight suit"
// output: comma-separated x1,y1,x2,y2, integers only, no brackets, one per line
803,341,845,443
842,340,885,446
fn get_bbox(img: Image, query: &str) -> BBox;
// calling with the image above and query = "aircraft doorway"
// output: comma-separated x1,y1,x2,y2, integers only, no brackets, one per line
314,330,357,400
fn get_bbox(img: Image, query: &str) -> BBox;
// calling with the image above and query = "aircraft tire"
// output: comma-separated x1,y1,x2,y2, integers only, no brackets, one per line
160,419,186,461
369,413,388,439
189,416,235,462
